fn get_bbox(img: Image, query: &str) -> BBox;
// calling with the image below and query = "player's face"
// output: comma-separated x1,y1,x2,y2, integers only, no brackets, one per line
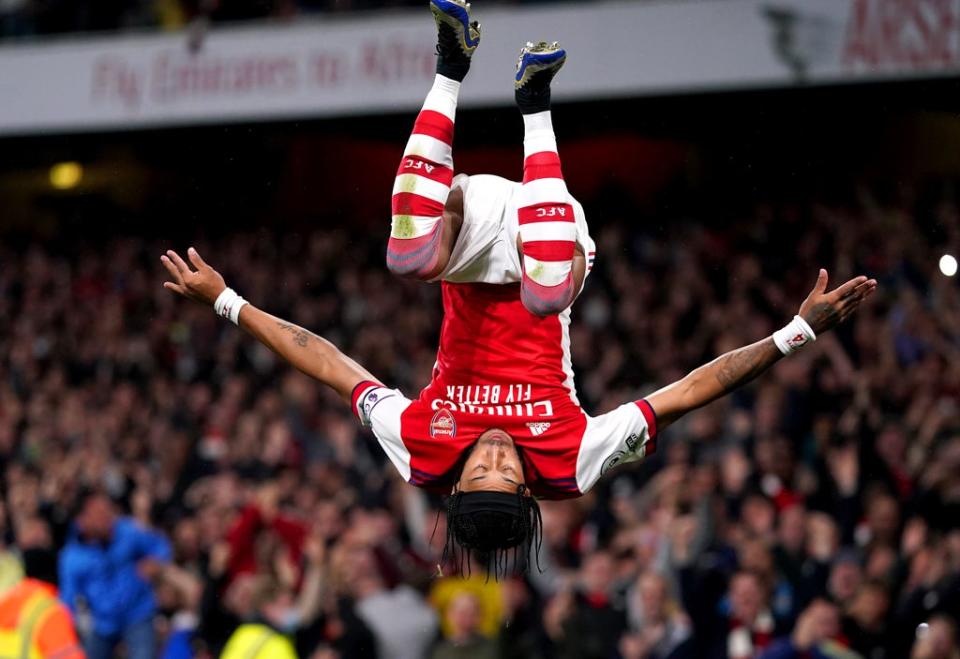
457,428,527,494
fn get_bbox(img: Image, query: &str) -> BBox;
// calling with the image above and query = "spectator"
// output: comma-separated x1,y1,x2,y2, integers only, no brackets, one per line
496,578,542,659
724,571,780,659
860,492,900,550
219,577,300,659
894,540,960,657
224,482,307,584
758,599,860,659
619,571,693,659
0,530,84,659
58,494,171,659
543,551,627,659
911,615,960,659
345,547,437,659
772,504,828,616
0,175,958,657
827,551,864,609
430,591,497,659
842,580,891,659
429,572,503,641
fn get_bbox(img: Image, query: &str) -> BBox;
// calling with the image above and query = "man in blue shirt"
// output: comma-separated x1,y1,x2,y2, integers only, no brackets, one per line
59,494,172,659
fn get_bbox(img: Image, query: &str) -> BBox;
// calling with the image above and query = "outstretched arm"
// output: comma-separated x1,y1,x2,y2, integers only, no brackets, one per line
161,247,377,402
647,269,877,431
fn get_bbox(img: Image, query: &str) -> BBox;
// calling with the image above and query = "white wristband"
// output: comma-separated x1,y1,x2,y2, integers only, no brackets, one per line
772,315,816,355
213,287,248,326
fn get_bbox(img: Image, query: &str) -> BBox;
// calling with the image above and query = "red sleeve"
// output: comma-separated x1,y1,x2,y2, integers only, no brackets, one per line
635,398,658,456
351,380,384,423
635,399,658,438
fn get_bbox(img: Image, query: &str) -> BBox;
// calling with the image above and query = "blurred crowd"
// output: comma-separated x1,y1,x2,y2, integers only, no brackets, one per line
0,0,562,40
0,181,959,659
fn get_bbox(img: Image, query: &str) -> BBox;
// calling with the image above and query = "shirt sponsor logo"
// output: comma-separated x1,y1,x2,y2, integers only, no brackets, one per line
625,433,640,452
430,382,556,418
430,408,457,439
526,422,551,436
443,383,532,406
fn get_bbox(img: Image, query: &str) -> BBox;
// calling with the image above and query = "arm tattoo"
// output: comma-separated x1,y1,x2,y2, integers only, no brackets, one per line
714,339,782,393
276,321,314,348
802,302,841,335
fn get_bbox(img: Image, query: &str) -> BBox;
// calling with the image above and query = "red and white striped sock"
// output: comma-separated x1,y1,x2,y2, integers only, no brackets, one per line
387,75,459,279
517,110,576,316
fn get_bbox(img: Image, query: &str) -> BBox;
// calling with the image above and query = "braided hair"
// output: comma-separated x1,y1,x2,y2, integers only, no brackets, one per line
442,484,544,579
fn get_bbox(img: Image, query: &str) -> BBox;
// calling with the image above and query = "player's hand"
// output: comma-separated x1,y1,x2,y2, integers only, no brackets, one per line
798,269,877,334
161,247,226,306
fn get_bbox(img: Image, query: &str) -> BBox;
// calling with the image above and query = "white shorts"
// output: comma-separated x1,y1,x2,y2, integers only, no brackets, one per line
436,174,596,285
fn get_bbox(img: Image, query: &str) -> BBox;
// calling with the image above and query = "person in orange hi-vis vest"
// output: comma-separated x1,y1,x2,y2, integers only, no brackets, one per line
0,548,85,659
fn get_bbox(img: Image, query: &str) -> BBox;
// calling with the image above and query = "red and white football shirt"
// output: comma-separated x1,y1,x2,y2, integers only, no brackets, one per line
353,281,657,499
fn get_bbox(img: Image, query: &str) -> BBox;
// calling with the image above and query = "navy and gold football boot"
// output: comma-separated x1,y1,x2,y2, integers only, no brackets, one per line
515,41,566,114
431,0,481,81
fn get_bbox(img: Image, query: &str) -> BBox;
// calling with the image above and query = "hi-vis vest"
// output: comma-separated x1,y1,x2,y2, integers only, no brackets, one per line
220,624,297,659
0,589,58,659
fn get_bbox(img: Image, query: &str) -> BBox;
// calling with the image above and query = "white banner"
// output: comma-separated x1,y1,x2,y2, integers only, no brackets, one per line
0,0,958,134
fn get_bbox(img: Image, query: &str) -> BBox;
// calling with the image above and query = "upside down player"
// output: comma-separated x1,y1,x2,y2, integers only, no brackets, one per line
160,0,878,574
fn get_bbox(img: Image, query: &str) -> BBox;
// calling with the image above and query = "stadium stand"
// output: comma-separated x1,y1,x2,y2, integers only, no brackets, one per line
1,176,958,657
